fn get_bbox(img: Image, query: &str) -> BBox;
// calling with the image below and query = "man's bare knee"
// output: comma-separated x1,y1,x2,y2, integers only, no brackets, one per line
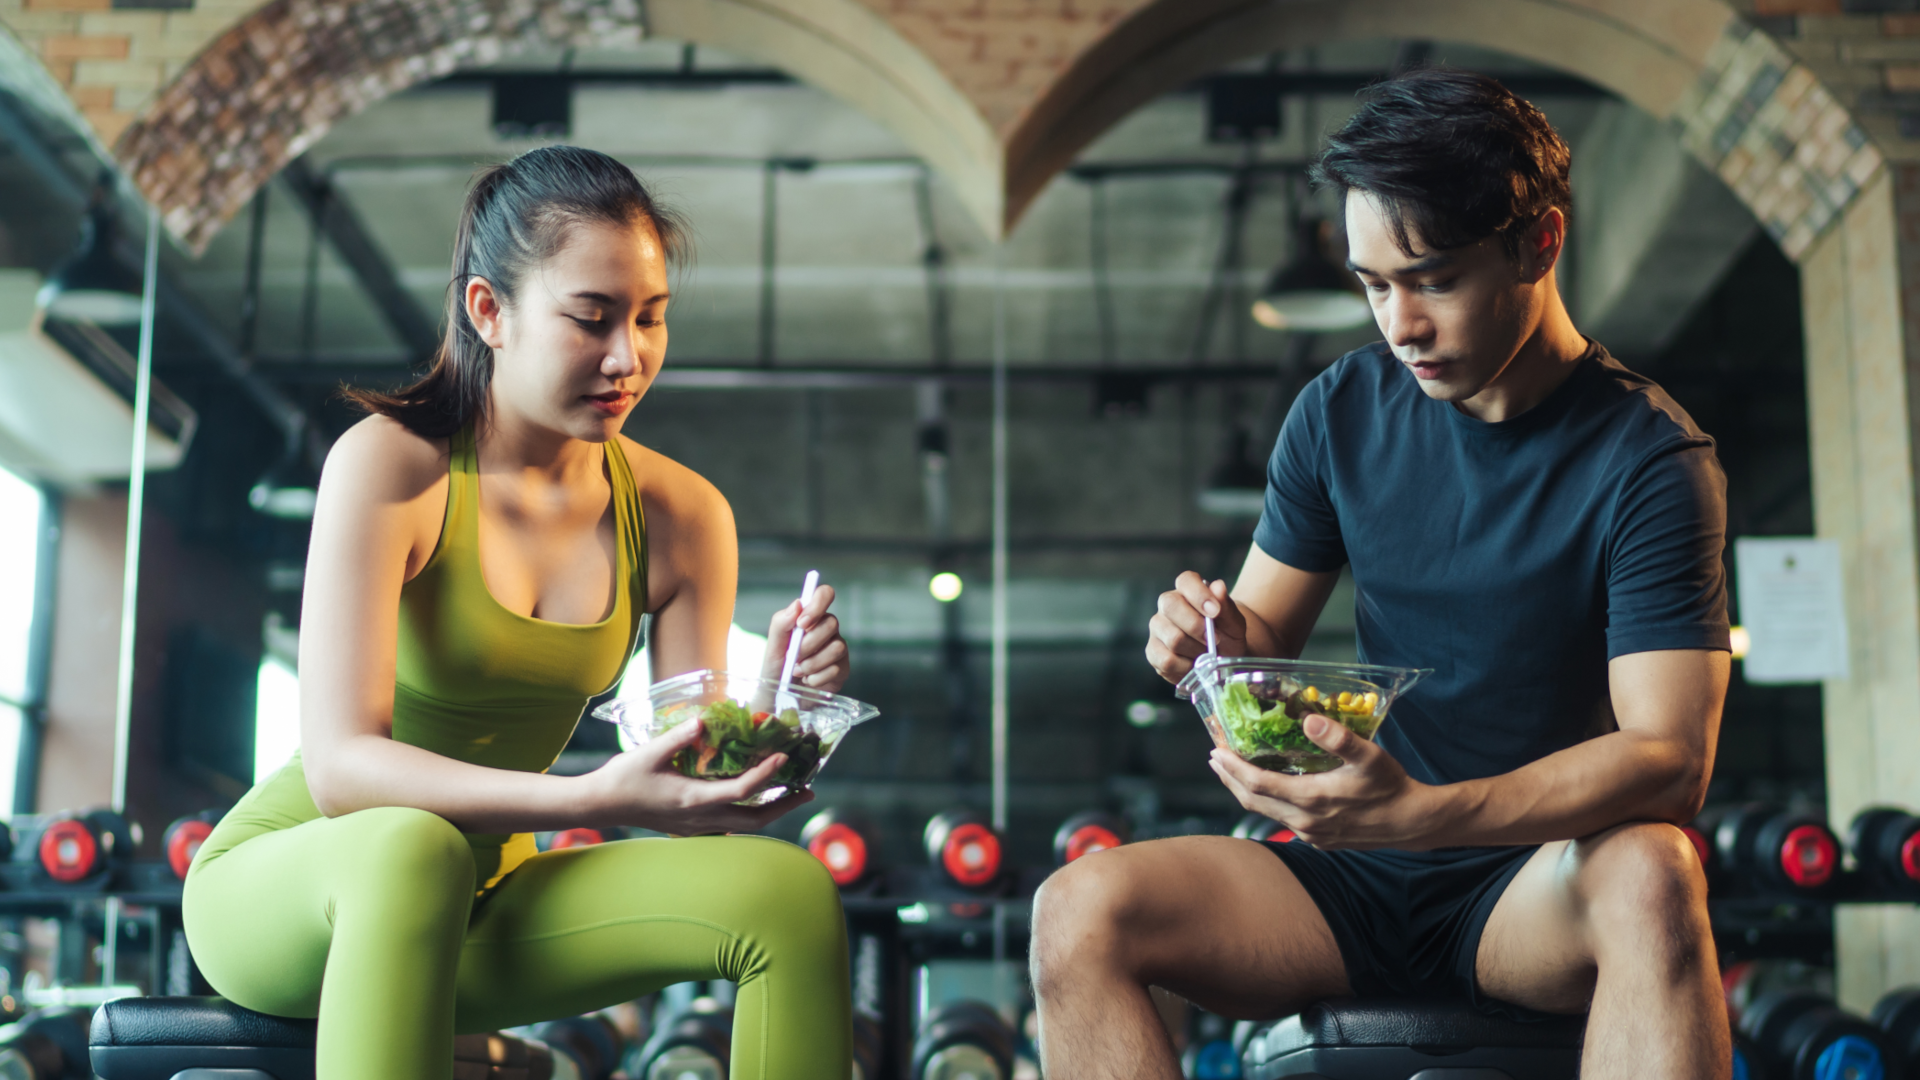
1576,823,1711,968
1031,854,1141,994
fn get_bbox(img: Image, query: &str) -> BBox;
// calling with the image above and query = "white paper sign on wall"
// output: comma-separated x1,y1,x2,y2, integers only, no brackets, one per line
1733,537,1849,684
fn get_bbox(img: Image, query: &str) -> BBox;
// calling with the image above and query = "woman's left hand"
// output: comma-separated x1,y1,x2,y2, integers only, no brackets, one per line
762,584,849,693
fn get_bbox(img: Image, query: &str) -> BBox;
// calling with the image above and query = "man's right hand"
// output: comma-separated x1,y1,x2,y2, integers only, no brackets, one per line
1147,571,1249,684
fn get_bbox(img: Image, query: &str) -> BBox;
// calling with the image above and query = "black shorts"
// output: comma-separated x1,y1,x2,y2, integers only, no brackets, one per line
1261,839,1552,1022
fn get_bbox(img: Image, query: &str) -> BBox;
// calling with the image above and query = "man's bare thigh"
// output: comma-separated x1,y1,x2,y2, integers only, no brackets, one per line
1474,839,1595,1015
1072,834,1351,1020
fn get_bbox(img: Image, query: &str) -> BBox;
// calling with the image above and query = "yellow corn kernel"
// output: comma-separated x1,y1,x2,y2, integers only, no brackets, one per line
1336,691,1354,709
1362,692,1379,712
1303,687,1319,702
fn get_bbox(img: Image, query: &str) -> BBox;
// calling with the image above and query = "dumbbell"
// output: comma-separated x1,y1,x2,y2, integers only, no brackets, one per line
1874,987,1920,1077
537,829,608,852
1714,805,1840,897
524,1014,624,1080
10,810,133,888
1231,812,1297,845
453,1029,558,1080
636,1008,730,1080
801,808,880,889
925,811,1004,892
1741,990,1894,1080
912,1001,1015,1080
1731,1030,1765,1080
0,1007,90,1080
161,809,222,881
1181,1035,1239,1078
1053,812,1129,866
1849,808,1920,900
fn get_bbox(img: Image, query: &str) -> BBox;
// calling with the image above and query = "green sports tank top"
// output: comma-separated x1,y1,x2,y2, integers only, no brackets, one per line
197,424,647,890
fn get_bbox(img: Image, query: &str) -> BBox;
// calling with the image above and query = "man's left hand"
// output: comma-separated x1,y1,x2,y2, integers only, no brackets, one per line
1209,714,1446,850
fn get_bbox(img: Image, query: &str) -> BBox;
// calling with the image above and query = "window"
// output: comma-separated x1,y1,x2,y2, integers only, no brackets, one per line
610,624,769,749
254,657,300,782
0,465,46,815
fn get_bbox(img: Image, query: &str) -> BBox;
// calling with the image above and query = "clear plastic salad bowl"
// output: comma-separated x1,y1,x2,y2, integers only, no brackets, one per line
592,669,880,805
1176,657,1430,774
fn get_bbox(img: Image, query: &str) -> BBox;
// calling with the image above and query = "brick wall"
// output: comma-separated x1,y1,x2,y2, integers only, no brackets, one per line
1,0,269,145
852,0,1149,136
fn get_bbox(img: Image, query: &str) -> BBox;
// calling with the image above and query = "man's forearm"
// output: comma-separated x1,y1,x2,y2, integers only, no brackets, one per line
1238,606,1303,660
1418,728,1708,848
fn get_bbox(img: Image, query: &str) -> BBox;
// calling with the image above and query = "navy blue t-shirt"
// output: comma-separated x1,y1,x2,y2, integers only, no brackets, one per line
1253,341,1729,787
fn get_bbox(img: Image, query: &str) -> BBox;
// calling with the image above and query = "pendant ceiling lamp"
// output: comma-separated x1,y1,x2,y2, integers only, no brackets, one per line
1251,218,1372,333
38,180,145,326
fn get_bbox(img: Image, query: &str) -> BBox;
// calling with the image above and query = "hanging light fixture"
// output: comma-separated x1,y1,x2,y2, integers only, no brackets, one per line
249,428,320,519
1198,428,1268,517
1251,218,1372,333
38,178,145,326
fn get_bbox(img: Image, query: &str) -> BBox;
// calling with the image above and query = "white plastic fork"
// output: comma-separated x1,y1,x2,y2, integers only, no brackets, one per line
775,570,821,716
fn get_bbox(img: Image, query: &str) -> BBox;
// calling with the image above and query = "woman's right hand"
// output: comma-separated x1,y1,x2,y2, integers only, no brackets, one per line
585,716,814,835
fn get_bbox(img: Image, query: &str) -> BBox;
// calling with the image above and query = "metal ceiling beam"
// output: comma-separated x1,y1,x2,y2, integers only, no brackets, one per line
280,156,441,364
421,68,1604,99
245,358,1314,387
0,87,312,448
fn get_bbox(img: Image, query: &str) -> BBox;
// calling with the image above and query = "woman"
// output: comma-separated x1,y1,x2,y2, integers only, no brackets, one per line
183,146,853,1079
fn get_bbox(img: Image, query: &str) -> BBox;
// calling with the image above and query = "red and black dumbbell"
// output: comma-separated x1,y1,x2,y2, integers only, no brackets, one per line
924,810,1005,892
1231,812,1298,845
536,829,608,852
1873,986,1920,1079
801,808,880,890
1683,807,1731,891
12,809,132,888
1714,804,1840,897
1741,990,1894,1080
161,810,223,881
1052,812,1128,867
1849,807,1920,900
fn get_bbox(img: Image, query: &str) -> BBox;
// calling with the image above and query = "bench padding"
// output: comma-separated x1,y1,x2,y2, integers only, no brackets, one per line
1245,998,1585,1080
90,997,316,1080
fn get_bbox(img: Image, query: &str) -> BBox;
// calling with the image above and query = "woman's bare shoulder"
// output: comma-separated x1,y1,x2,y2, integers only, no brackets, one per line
324,414,451,502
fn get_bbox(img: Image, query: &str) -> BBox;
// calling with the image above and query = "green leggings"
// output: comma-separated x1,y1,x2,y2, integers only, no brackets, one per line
182,807,851,1079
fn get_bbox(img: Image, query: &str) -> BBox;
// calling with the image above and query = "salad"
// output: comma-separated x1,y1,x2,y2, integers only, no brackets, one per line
663,699,825,786
1212,680,1385,774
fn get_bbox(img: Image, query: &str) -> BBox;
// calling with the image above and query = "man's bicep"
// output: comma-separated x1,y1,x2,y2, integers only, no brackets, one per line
1607,648,1729,763
1232,545,1342,658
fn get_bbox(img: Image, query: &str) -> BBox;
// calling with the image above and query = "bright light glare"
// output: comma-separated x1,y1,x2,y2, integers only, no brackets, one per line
1729,625,1751,660
254,658,301,781
0,465,42,704
0,704,20,813
929,572,964,603
611,623,771,749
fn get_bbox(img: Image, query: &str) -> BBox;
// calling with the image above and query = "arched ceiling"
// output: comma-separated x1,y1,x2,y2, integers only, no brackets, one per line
0,0,1886,259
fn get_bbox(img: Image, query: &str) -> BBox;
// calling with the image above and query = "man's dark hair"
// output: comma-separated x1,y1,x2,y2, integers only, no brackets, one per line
1310,69,1572,259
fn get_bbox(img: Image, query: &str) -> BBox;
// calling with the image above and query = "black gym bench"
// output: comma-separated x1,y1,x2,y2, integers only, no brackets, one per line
1240,997,1585,1080
89,996,317,1080
91,994,1586,1080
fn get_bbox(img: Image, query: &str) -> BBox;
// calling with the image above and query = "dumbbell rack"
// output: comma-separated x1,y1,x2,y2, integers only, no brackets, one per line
0,862,193,1005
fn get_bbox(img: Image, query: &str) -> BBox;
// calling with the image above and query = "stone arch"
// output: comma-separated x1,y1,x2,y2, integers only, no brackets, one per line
1004,0,1878,262
116,0,997,253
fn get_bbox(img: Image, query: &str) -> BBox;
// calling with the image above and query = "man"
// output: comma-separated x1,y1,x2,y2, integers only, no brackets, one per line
1030,70,1732,1080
